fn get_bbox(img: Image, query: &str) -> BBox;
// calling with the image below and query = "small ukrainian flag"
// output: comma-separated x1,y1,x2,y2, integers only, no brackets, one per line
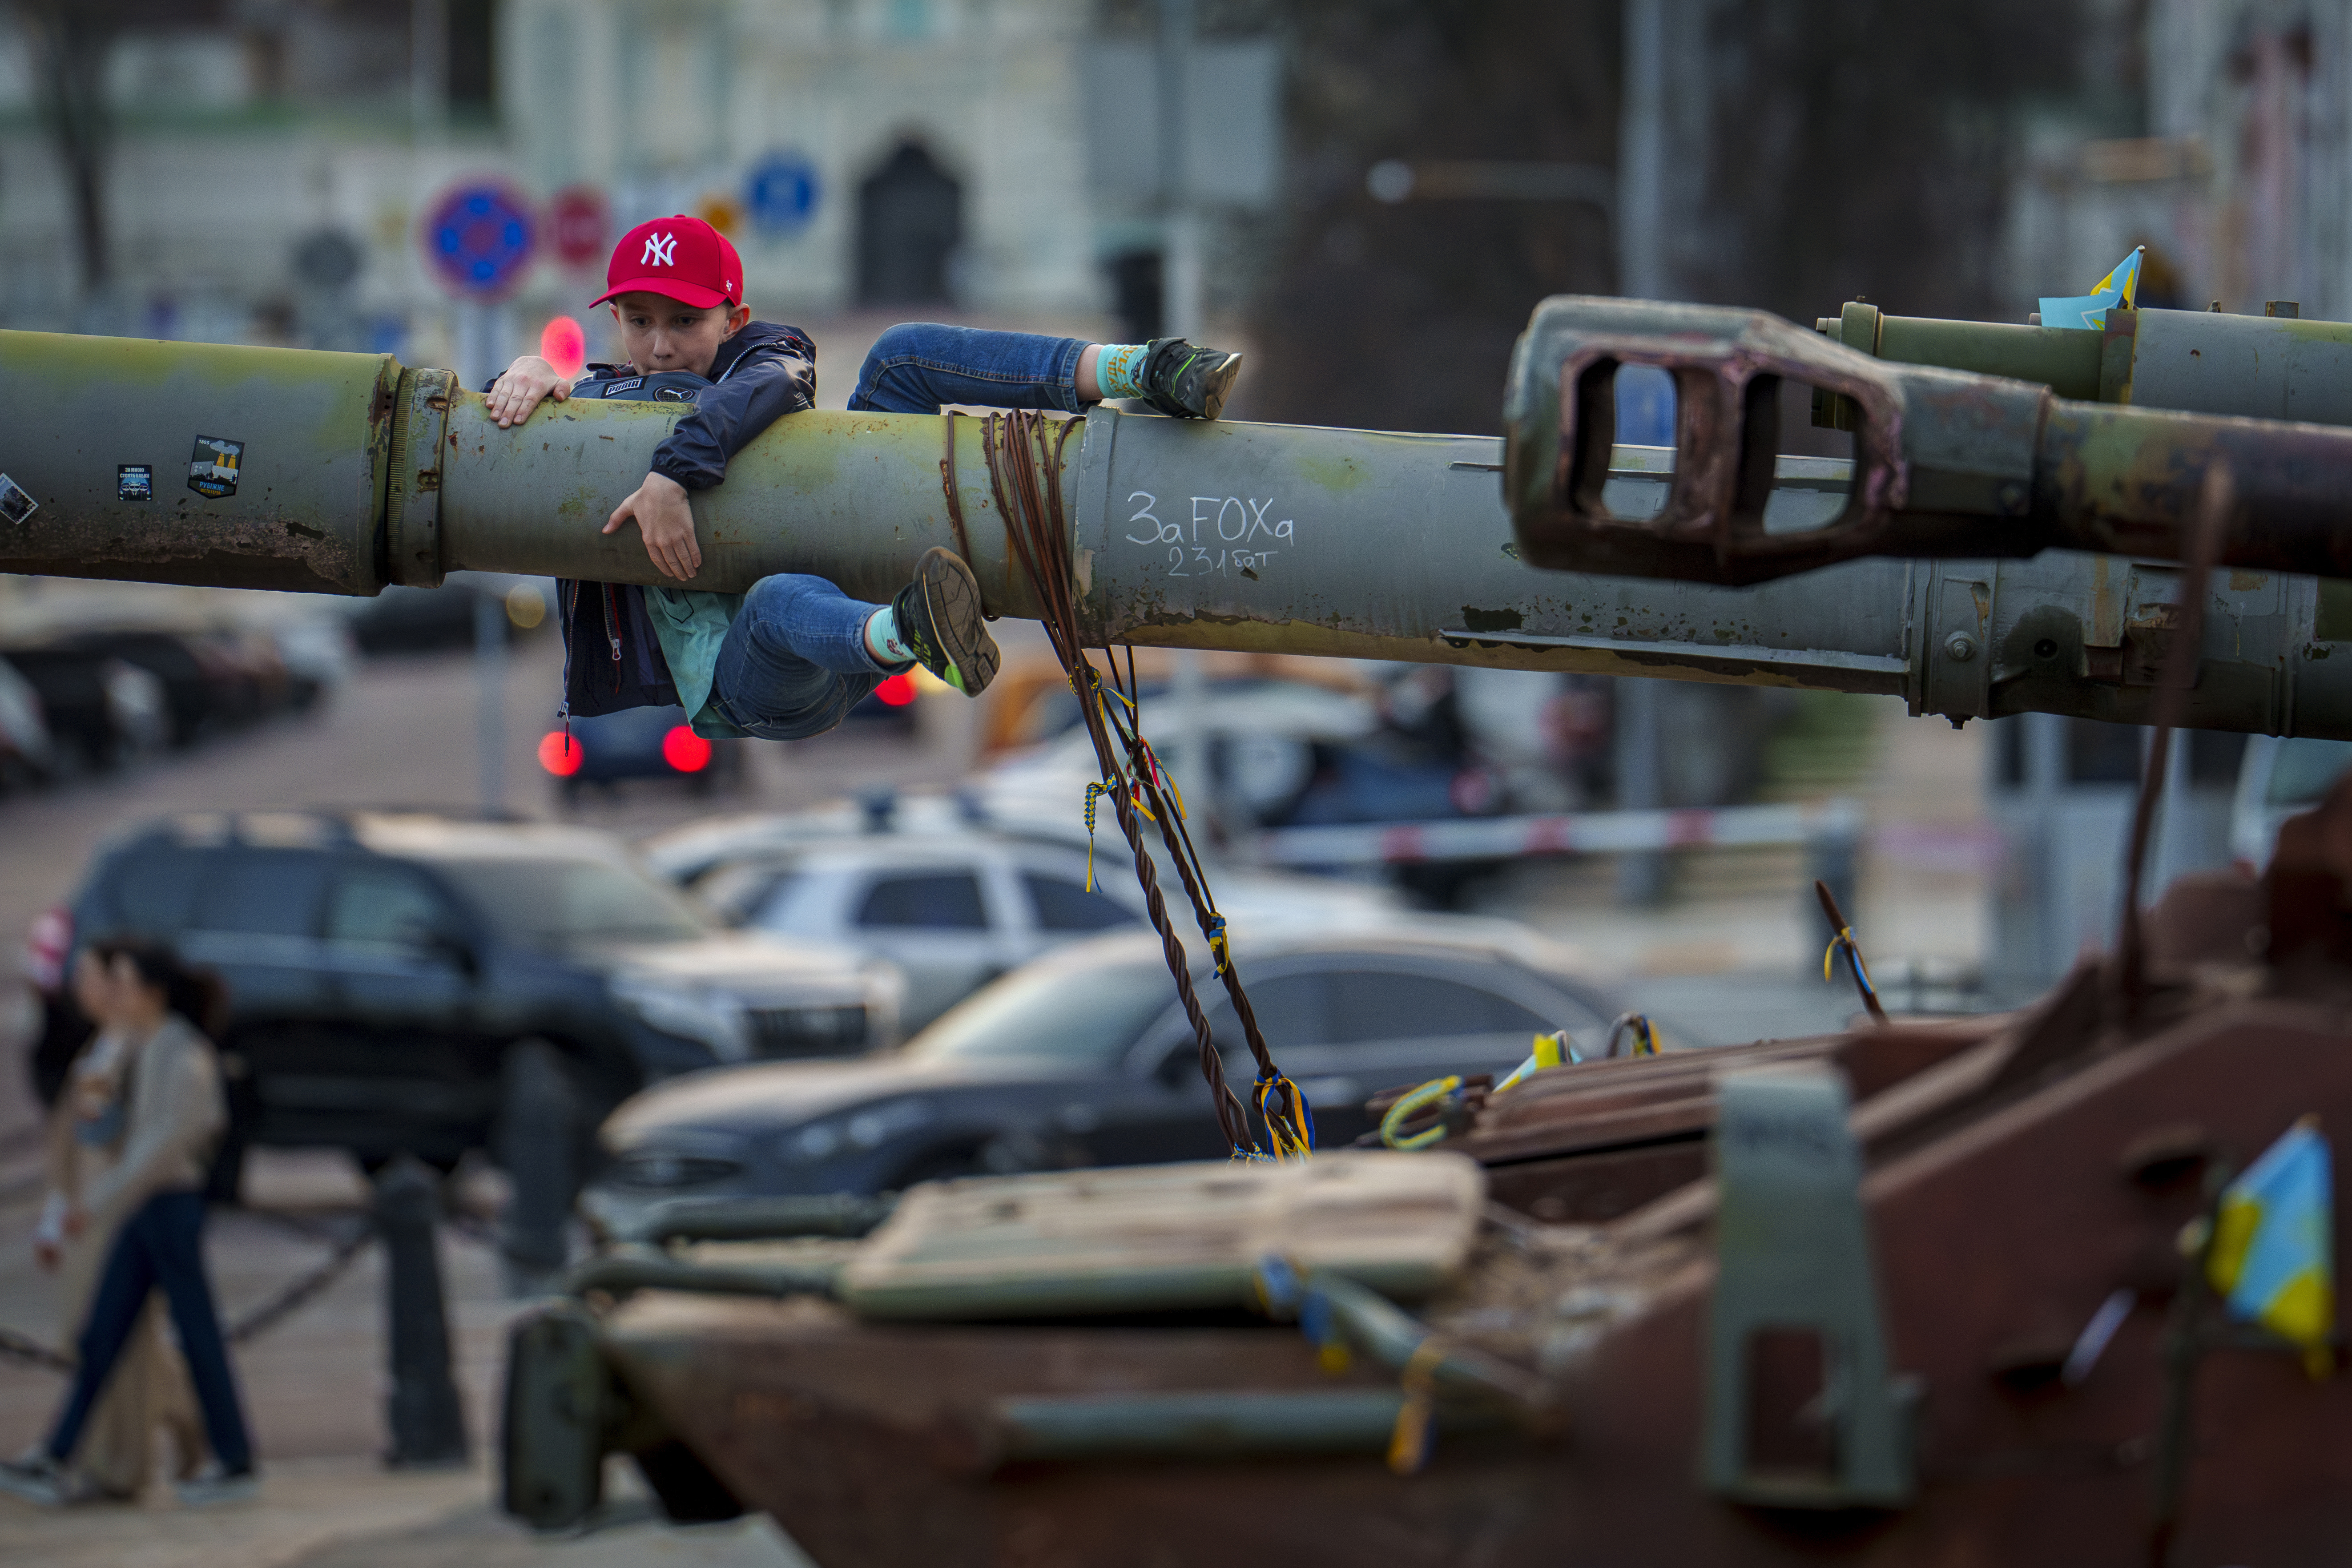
2207,1117,2336,1379
2039,246,2145,332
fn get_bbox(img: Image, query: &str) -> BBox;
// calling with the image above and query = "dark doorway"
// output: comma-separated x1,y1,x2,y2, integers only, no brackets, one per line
449,0,498,116
1107,249,1164,343
857,142,962,306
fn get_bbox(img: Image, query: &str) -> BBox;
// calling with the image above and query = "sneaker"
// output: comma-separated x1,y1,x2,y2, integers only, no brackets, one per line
0,1451,98,1507
174,1462,259,1508
889,547,999,697
1136,337,1243,420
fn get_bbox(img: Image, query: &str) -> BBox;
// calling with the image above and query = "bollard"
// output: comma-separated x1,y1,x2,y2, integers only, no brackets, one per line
496,1039,580,1294
374,1155,470,1468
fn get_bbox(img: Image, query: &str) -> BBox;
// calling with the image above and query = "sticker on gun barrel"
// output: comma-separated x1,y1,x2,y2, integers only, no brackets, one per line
188,435,244,500
0,473,35,526
118,464,153,501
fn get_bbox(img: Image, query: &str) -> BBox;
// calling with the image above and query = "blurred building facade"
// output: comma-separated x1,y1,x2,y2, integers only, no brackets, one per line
0,0,1117,368
2006,0,2352,320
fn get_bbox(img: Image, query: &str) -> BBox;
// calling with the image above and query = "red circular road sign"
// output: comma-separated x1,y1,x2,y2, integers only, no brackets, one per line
548,185,611,268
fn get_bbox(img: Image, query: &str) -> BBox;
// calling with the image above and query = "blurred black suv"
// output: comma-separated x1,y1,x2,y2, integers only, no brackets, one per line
24,811,903,1271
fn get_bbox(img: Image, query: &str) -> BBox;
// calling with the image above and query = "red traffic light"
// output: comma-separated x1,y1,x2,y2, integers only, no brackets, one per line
874,672,917,708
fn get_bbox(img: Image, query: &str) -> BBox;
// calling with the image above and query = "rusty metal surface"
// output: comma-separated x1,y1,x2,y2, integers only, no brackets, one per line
600,1298,1567,1568
385,367,452,587
1456,1021,1992,1170
0,329,397,594
554,863,2352,1565
1502,294,2352,590
1502,296,2028,585
588,973,2351,1568
2037,400,2352,577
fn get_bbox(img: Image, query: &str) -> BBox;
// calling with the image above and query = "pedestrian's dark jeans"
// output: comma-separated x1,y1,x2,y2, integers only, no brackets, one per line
706,323,1087,741
47,1188,254,1475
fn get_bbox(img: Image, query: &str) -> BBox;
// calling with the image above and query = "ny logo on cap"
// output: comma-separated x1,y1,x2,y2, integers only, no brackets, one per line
643,232,677,267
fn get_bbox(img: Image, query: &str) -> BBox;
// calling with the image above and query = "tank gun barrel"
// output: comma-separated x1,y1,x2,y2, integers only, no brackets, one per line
3,326,2350,738
1502,295,2352,586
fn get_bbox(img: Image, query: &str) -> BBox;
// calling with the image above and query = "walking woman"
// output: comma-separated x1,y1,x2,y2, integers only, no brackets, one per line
0,939,258,1507
16,938,209,1502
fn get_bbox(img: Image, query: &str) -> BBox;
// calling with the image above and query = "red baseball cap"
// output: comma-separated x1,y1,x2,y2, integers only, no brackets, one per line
592,216,741,310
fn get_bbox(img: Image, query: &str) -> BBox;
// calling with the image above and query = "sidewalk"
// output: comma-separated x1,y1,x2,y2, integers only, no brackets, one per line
0,1147,818,1567
0,1456,492,1568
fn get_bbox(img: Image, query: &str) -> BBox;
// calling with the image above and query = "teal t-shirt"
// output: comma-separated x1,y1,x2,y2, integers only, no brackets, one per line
643,586,747,738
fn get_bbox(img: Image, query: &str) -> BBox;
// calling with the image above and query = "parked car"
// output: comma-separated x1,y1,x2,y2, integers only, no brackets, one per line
24,811,906,1233
637,787,1084,886
540,704,747,800
978,677,1384,830
343,573,552,655
0,656,55,789
0,646,166,772
697,834,1146,1030
692,826,1425,1032
46,628,218,747
585,923,1619,1236
2230,735,2352,873
268,614,357,712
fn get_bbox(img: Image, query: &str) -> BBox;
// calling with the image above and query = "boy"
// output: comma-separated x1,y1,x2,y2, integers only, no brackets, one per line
484,215,1241,742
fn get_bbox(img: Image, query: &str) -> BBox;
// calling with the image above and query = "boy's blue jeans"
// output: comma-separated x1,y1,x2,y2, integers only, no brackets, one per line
707,323,1086,740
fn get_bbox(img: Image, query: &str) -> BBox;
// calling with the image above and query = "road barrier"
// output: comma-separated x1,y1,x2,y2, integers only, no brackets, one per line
1247,799,1865,868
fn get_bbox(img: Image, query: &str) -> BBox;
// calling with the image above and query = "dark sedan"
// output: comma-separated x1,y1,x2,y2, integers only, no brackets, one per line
584,923,1619,1236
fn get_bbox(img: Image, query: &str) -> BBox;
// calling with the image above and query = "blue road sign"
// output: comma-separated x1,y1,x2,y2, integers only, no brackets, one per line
746,155,820,236
424,181,538,298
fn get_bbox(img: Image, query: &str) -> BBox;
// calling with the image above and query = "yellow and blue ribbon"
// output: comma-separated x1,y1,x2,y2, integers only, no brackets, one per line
1822,926,1879,1007
1494,1029,1572,1093
1082,782,1105,891
1256,1070,1317,1160
1380,1076,1462,1151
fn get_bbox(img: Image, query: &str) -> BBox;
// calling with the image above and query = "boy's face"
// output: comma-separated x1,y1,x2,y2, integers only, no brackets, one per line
608,292,751,377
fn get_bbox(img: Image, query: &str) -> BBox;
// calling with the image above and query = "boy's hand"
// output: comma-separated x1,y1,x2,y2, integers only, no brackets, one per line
488,355,571,428
605,472,703,580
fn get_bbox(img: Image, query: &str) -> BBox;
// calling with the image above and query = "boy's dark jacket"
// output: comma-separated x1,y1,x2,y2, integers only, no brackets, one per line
516,322,816,719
